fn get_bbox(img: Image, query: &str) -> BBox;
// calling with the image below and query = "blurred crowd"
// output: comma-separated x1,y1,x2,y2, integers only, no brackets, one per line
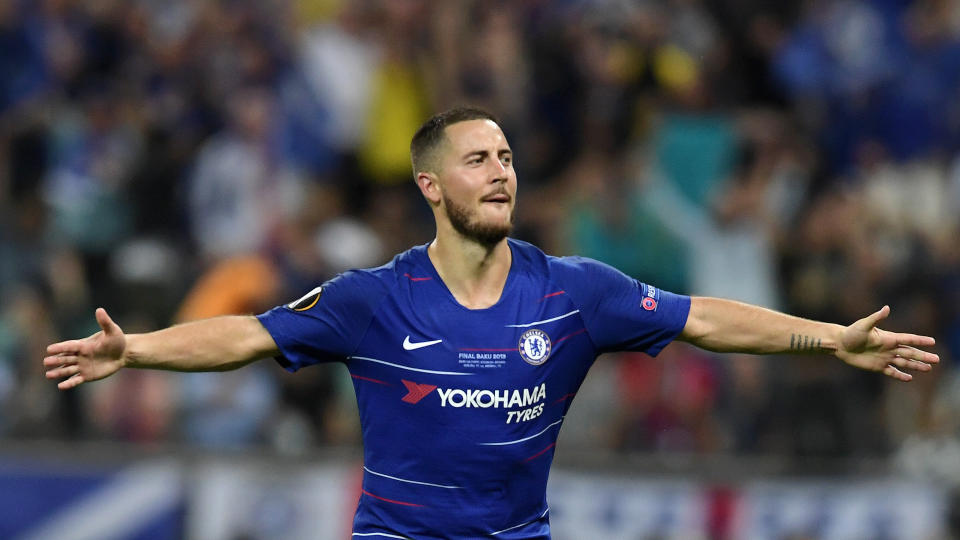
2,0,960,477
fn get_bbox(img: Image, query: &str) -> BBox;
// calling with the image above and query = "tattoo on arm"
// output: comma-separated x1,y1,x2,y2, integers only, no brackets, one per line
790,333,823,352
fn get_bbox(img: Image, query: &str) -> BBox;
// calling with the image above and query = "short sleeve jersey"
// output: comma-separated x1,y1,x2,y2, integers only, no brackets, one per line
257,239,690,539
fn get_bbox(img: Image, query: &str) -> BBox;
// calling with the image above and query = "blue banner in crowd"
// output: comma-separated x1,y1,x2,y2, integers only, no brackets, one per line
0,460,184,540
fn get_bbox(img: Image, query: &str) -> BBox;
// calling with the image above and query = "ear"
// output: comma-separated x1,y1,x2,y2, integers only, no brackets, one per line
416,171,442,206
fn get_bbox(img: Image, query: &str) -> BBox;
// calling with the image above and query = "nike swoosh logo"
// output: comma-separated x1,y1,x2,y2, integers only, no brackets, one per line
403,336,443,350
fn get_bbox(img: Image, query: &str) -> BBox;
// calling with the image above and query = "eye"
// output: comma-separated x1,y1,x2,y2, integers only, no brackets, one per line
468,157,483,165
501,154,512,165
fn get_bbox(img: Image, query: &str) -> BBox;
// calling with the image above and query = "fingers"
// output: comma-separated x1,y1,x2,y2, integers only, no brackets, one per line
44,354,77,368
44,308,122,392
893,346,940,365
862,305,890,329
892,333,936,348
44,353,81,382
889,355,934,373
883,345,941,380
45,364,80,380
95,307,120,336
883,364,912,382
58,374,85,390
46,340,84,356
882,346,939,374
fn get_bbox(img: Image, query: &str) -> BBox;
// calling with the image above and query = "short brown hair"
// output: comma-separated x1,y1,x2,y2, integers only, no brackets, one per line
410,107,500,178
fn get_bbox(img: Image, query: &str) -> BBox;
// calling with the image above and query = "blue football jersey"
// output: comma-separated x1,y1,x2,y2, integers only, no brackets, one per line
257,239,690,539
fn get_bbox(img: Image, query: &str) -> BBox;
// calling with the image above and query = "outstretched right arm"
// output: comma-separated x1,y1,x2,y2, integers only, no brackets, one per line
44,308,279,390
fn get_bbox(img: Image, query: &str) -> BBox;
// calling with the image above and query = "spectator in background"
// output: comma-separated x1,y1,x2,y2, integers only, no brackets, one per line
188,87,305,261
561,149,689,295
356,0,430,187
43,84,139,258
172,255,282,448
0,0,955,470
294,1,378,159
0,1,48,115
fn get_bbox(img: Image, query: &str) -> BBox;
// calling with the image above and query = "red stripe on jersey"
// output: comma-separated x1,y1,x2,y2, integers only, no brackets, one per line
551,393,576,405
555,328,587,344
540,291,565,300
404,273,432,281
523,443,556,462
351,374,392,386
458,347,515,351
362,489,426,507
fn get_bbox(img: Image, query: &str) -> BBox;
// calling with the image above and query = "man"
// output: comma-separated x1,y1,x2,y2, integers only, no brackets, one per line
45,107,939,539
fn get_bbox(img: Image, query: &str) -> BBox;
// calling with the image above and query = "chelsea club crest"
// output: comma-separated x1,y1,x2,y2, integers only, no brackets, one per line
518,329,551,366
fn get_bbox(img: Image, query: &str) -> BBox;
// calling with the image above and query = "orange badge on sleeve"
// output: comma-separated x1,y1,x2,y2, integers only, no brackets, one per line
288,286,323,311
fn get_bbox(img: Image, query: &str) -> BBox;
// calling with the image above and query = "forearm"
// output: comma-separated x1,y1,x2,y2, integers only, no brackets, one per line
679,297,843,355
125,315,279,371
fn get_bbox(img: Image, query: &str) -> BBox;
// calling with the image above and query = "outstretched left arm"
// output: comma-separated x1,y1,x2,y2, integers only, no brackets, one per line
677,297,939,381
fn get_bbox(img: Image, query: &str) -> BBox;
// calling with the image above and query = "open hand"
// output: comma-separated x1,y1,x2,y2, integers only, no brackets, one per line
44,308,127,390
837,305,939,381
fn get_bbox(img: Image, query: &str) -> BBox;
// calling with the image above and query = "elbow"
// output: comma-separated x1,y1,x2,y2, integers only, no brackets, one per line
679,315,710,346
678,297,717,348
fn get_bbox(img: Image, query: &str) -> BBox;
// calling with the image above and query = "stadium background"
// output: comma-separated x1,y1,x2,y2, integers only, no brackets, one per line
1,0,959,538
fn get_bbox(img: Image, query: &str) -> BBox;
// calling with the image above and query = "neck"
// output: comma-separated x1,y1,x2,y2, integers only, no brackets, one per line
428,225,512,310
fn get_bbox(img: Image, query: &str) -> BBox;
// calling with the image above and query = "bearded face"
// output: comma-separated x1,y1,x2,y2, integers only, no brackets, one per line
419,119,518,247
442,189,515,247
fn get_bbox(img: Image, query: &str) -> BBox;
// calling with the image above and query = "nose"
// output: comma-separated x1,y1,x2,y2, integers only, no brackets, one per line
488,158,508,182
